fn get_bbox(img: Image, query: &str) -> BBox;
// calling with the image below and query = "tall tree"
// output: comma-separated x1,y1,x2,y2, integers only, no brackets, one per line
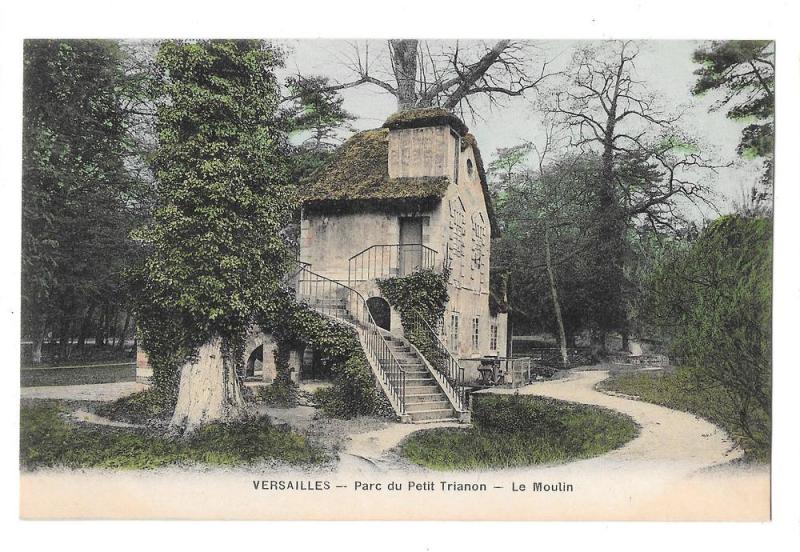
22,40,145,364
310,39,554,116
544,40,719,349
492,143,600,357
134,40,295,433
692,40,774,202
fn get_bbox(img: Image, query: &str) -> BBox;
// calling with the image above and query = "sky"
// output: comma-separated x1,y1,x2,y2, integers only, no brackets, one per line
279,39,765,219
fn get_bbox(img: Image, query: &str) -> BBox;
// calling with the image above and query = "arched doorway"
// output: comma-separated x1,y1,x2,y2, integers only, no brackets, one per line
366,297,391,331
245,344,263,378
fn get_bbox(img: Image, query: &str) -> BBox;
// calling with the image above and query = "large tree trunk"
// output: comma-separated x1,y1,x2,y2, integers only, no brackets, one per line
544,226,569,368
170,337,245,434
390,39,419,111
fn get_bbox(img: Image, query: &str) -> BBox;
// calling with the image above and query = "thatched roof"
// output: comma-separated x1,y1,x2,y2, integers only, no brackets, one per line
301,110,499,236
383,107,469,136
300,128,449,212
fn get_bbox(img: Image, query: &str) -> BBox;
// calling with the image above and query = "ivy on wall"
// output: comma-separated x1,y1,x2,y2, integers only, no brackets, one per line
257,290,393,418
376,269,449,328
377,269,451,380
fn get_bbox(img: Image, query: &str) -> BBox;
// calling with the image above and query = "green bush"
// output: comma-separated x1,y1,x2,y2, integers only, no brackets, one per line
377,268,449,327
314,355,393,418
95,388,175,425
259,290,393,419
644,215,771,458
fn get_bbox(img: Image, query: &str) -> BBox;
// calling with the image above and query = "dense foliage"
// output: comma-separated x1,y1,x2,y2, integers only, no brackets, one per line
377,269,451,375
400,394,637,470
693,40,774,195
132,40,295,400
376,269,449,327
259,290,393,418
643,215,772,457
22,40,148,365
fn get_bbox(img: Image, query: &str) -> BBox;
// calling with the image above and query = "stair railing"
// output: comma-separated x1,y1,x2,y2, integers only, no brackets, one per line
403,309,466,411
284,262,406,414
348,243,438,286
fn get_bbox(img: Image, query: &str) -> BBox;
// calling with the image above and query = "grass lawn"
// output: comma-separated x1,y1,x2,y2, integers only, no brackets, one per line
21,362,136,387
399,394,638,470
597,368,769,462
20,401,328,470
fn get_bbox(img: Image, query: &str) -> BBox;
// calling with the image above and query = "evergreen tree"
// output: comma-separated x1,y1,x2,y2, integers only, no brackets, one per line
693,41,774,200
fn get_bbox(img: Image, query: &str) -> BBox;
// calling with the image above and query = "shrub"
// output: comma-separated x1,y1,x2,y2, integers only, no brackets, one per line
644,215,771,458
259,290,393,419
20,402,327,470
314,355,394,418
95,388,175,425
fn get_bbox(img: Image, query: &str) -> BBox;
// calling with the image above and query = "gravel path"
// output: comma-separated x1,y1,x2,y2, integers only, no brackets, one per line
485,369,743,472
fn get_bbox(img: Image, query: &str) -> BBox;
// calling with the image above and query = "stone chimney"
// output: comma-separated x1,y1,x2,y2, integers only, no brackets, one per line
383,109,467,181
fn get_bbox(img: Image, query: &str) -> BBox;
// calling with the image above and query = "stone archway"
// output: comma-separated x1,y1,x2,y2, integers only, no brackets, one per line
367,296,391,331
242,325,277,383
245,344,263,378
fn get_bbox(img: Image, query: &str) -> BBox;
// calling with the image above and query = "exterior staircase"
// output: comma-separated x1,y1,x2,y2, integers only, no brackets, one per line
287,262,466,424
384,335,458,423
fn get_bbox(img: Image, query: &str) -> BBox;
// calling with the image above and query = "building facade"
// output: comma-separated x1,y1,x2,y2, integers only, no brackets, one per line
300,108,508,381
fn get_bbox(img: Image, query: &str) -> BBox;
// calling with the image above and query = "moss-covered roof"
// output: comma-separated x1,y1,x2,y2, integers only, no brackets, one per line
300,128,450,210
383,107,469,136
301,116,500,237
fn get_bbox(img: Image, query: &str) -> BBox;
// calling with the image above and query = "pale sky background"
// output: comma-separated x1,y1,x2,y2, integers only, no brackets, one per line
280,39,765,219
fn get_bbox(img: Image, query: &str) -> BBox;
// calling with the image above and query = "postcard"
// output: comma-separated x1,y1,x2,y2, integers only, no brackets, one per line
18,37,772,521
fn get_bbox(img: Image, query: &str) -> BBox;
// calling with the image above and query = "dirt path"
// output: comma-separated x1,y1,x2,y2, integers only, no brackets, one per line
21,381,148,402
20,369,770,520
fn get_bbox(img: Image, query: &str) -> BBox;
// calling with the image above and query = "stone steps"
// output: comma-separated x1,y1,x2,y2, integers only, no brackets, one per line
408,408,457,422
405,400,451,413
306,304,459,424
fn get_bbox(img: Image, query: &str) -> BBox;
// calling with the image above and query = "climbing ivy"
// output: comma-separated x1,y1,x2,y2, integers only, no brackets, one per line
376,269,449,328
377,269,452,380
257,290,393,418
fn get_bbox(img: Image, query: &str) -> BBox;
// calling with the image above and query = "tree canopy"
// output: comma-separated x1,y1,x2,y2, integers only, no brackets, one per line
693,40,774,198
22,39,148,364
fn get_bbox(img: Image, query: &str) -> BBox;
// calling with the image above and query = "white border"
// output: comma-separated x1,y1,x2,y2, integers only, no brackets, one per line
2,1,799,550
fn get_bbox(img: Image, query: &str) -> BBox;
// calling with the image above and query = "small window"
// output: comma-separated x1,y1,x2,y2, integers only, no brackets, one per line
467,158,474,177
449,313,460,352
490,324,498,351
472,316,480,349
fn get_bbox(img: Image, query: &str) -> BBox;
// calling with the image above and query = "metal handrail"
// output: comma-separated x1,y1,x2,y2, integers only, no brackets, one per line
283,263,407,414
347,243,438,286
403,309,466,411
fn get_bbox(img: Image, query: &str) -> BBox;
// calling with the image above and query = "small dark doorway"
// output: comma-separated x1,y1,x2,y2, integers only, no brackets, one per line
367,297,391,331
245,345,263,378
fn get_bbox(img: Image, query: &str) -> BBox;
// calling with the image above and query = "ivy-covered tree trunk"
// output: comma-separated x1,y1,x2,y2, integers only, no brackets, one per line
171,337,245,432
135,40,294,433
